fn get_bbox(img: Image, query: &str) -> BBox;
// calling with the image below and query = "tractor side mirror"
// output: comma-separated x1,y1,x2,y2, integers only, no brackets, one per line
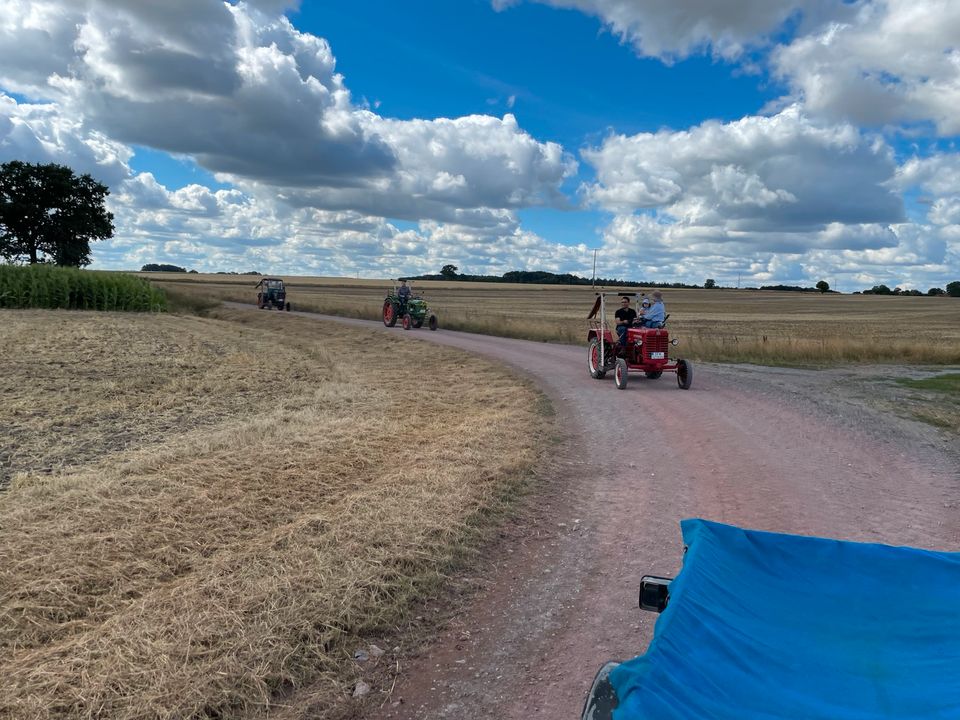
639,575,672,613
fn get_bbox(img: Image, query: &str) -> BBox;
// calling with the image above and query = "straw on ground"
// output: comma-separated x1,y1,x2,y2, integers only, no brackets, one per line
0,308,550,719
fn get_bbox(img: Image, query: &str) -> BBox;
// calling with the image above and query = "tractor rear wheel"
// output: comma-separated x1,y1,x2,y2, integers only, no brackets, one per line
644,371,663,379
383,300,398,327
588,340,606,379
402,313,412,330
614,358,628,390
428,315,438,331
676,359,693,389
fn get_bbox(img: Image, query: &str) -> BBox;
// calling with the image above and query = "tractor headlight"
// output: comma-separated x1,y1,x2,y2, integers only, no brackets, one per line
671,338,679,346
635,339,642,346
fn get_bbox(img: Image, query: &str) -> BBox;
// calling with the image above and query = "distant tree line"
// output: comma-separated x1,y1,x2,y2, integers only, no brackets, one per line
140,265,265,276
860,282,959,297
759,284,834,293
410,267,960,298
141,263,190,273
407,264,704,288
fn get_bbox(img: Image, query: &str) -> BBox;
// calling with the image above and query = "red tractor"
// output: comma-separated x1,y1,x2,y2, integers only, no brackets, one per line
586,292,692,390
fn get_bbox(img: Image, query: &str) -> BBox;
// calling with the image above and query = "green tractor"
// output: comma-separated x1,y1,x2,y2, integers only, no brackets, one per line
382,281,438,331
256,277,291,311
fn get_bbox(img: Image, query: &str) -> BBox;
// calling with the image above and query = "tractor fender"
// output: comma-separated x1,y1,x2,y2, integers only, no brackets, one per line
589,329,616,344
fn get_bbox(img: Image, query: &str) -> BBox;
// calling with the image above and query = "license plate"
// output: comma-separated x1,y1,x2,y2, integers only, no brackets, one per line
650,352,665,359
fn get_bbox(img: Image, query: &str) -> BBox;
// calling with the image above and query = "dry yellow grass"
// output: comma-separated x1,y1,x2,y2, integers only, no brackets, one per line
142,273,960,365
0,311,320,484
0,308,550,719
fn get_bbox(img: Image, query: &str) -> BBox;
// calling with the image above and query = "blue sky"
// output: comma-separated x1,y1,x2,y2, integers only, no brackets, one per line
1,0,959,291
298,1,780,140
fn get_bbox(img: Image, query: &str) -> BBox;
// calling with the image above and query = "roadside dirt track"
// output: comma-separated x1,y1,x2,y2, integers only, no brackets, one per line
234,306,960,720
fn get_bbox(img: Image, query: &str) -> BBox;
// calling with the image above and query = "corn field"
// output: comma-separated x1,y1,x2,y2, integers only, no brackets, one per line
0,264,167,311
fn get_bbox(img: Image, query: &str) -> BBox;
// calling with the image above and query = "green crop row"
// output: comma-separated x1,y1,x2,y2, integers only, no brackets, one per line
0,264,167,311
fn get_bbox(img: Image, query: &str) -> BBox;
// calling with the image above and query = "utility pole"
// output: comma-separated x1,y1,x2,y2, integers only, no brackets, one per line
592,249,597,288
737,272,741,289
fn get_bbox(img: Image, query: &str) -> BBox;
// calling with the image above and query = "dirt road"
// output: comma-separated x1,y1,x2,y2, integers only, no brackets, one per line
234,306,960,719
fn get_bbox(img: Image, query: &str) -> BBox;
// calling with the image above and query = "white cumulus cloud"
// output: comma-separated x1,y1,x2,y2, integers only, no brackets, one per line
494,0,851,60
772,0,960,135
584,106,903,239
0,0,574,226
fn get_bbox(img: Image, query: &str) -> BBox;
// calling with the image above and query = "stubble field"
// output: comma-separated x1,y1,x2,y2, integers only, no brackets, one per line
0,308,550,719
3,273,957,718
144,273,960,365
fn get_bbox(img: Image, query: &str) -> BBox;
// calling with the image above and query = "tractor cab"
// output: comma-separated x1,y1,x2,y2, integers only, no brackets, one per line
256,277,291,311
586,292,691,390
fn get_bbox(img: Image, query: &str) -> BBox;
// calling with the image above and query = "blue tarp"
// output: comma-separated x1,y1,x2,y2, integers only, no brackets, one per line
610,519,960,719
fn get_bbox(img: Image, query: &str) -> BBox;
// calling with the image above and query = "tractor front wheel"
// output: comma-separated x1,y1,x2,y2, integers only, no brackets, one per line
644,370,663,380
428,315,438,331
614,358,628,390
402,313,412,330
285,302,291,312
383,300,398,327
412,316,424,328
676,359,693,390
588,340,606,379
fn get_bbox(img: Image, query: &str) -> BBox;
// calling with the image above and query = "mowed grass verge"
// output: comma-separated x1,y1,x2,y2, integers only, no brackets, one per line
894,373,960,432
0,308,550,719
142,273,960,365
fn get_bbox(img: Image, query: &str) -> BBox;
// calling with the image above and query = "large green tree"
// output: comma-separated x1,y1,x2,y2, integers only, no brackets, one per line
0,160,114,267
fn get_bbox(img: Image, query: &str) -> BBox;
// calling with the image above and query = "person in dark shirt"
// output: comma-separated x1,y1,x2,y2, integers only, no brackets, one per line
397,279,411,311
614,296,637,347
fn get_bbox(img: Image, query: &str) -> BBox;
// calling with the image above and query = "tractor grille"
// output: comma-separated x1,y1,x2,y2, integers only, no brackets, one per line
643,333,669,359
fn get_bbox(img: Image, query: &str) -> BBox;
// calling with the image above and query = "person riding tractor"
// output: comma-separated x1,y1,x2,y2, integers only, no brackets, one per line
587,291,691,390
397,278,412,313
255,277,291,311
382,280,438,331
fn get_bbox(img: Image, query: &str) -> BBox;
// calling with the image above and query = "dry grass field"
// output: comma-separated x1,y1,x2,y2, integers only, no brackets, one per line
144,273,960,365
0,308,550,719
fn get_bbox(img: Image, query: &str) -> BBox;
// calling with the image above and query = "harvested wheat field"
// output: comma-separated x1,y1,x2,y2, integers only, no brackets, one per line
0,308,550,719
143,273,960,365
